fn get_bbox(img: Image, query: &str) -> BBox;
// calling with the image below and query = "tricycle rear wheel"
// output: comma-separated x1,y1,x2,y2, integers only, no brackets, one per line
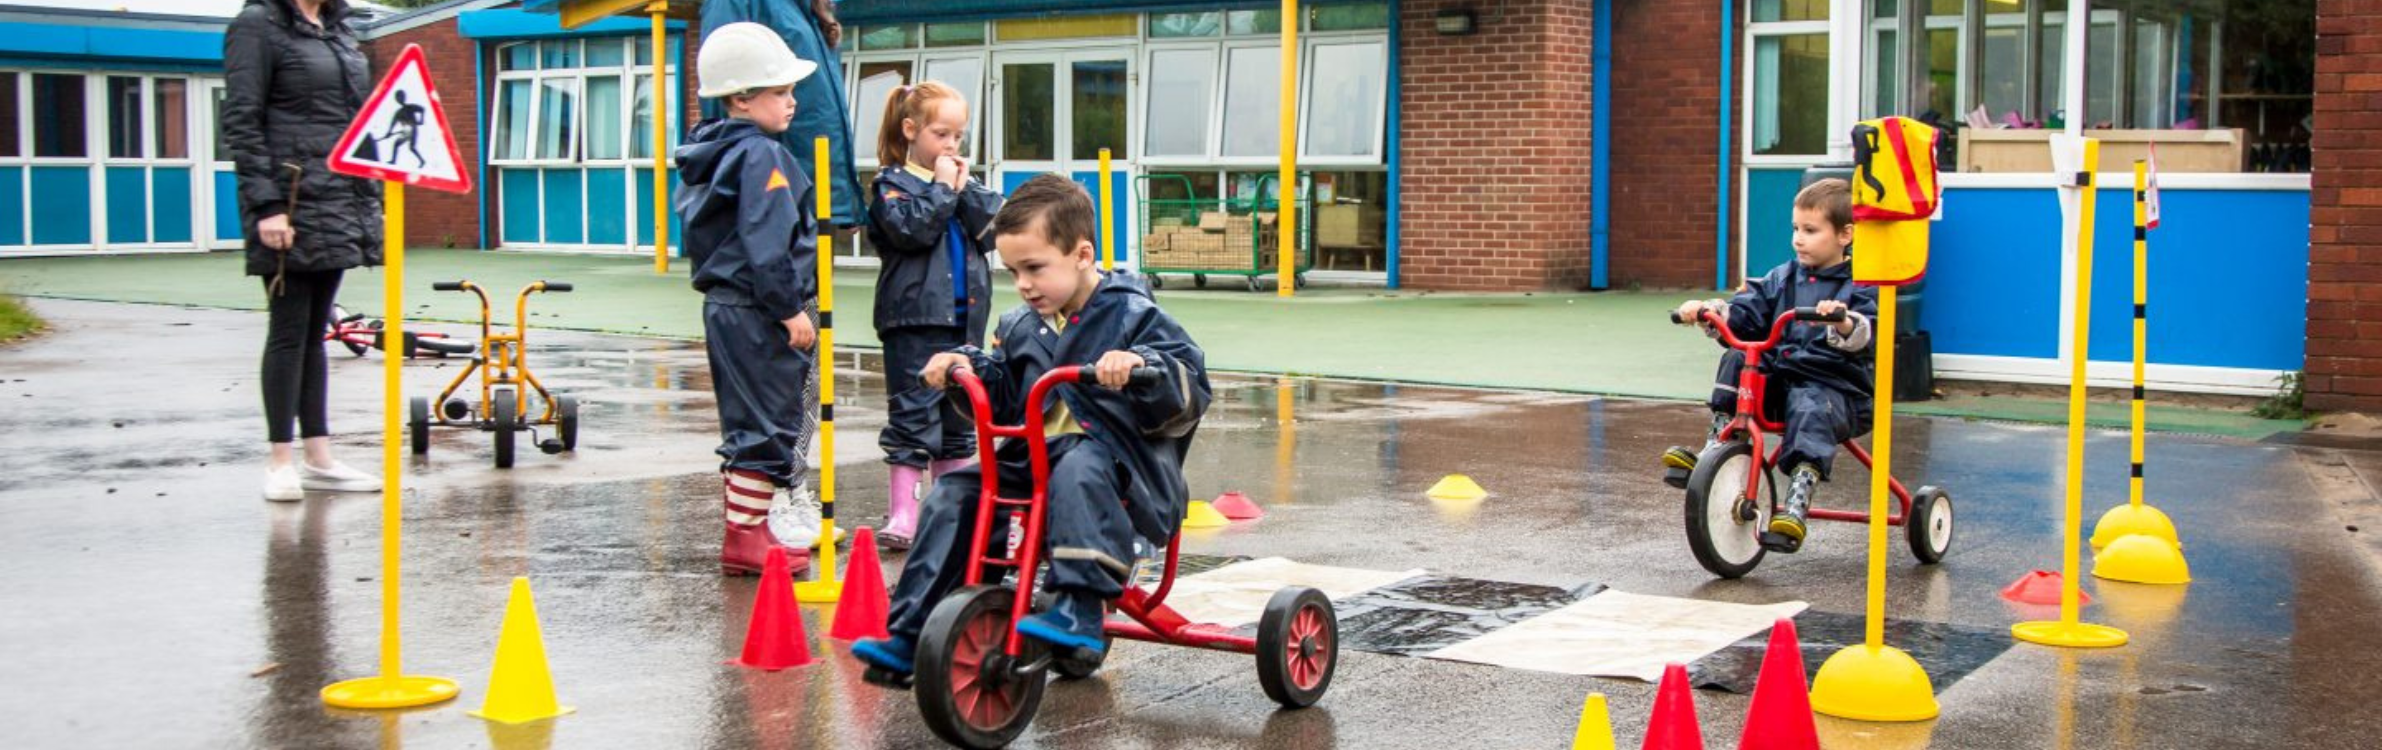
1256,586,1337,708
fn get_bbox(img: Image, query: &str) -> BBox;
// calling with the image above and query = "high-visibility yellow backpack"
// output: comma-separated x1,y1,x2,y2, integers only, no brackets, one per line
1849,116,1940,222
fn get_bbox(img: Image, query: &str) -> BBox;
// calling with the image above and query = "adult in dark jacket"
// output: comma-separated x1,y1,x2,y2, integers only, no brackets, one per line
225,0,383,502
700,0,864,228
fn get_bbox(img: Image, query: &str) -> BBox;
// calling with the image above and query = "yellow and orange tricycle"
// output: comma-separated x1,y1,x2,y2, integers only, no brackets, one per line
408,278,578,468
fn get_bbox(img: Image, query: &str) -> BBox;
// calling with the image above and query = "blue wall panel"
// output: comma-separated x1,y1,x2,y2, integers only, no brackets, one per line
586,168,628,246
635,167,682,253
0,167,21,246
541,169,584,245
1066,170,1133,264
29,167,90,246
213,171,242,241
151,168,192,243
1925,188,2068,360
500,168,541,244
105,167,147,244
1744,167,1803,281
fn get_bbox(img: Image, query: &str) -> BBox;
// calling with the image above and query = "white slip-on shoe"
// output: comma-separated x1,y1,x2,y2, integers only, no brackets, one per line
300,461,382,492
767,482,845,549
264,465,306,502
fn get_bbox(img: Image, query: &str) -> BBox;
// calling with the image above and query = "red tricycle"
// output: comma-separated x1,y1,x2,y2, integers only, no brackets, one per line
1670,306,1955,579
872,364,1338,749
325,304,474,358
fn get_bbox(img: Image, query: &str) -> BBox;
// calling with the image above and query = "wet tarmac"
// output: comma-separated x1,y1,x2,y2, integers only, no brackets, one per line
5,298,2382,749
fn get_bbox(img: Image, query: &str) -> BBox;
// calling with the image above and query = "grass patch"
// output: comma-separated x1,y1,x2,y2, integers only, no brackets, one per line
0,295,43,342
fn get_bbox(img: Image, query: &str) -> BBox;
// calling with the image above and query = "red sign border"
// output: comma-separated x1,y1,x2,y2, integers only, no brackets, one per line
326,43,472,194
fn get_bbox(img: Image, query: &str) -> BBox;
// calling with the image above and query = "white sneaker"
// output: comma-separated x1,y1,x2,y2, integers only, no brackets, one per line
767,482,846,549
264,465,305,502
300,460,382,492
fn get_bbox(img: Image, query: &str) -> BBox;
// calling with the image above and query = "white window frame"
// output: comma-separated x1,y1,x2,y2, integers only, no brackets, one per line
1139,42,1223,167
0,70,206,255
1296,36,1390,166
1744,18,1832,166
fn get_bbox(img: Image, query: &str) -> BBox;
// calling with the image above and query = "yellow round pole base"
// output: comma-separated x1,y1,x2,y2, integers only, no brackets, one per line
1810,644,1939,722
322,675,462,709
794,580,843,604
2011,620,2129,649
2092,533,2191,585
2089,503,2180,550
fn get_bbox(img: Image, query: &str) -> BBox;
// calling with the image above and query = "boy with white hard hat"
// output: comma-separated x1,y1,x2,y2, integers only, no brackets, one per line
676,22,830,576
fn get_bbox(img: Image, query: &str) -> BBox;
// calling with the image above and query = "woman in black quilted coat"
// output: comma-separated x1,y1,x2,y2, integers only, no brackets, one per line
224,0,384,501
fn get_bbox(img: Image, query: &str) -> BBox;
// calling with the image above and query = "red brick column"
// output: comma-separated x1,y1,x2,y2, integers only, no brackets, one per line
1605,0,1729,290
1398,0,1596,291
2310,0,2382,411
365,19,482,250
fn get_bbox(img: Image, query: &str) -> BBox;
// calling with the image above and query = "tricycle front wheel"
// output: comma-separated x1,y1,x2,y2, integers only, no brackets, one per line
916,585,1046,749
1256,586,1337,708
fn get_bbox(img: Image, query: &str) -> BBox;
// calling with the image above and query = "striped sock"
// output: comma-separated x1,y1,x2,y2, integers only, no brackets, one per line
724,469,774,527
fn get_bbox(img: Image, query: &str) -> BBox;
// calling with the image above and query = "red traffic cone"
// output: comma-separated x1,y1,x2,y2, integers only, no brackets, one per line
1643,662,1705,750
1211,491,1265,520
1736,618,1818,750
828,527,892,641
2000,570,2091,607
729,547,815,670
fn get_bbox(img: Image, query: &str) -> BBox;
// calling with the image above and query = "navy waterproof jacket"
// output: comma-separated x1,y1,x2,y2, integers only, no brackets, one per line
1719,259,1880,400
954,273,1211,544
675,118,818,323
698,0,865,227
868,165,1000,335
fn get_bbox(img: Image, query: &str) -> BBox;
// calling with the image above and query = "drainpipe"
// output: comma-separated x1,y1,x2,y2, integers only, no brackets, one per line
1715,0,1735,291
1386,0,1403,289
1590,0,1611,290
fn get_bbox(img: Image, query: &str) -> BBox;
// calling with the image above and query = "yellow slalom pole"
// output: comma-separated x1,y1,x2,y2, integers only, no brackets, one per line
1277,0,1297,298
796,137,843,603
1099,148,1114,272
1865,291,1896,649
2088,162,2189,582
2129,163,2147,515
651,2,671,275
2015,139,2129,647
323,181,459,709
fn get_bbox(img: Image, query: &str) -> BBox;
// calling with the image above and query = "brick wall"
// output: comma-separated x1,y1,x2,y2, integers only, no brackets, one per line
2310,0,2382,411
1397,0,1596,291
1605,0,1730,290
365,18,481,249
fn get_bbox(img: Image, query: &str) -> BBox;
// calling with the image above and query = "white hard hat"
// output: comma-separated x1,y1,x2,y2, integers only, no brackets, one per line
696,22,818,99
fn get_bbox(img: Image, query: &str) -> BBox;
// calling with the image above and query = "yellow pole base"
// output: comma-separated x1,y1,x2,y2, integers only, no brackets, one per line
2092,533,2191,585
795,580,844,604
2089,503,2180,550
1810,644,1940,722
1426,474,1487,501
323,675,461,709
2011,620,2128,649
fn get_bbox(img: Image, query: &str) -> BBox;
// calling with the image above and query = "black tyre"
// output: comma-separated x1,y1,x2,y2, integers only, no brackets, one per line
1145,272,1164,290
555,396,579,451
411,335,473,357
1256,586,1336,708
442,398,471,421
342,337,369,357
1685,441,1767,579
409,397,431,455
1907,486,1954,564
1244,276,1262,293
492,390,517,469
1193,273,1207,288
1294,273,1309,290
916,586,1046,749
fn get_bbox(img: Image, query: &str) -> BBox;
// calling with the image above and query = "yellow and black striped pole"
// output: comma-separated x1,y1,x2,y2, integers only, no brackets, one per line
2127,162,2150,521
796,137,843,603
2088,160,2190,584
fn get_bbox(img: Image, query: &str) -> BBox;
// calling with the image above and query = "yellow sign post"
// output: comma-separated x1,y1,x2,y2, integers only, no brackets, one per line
1277,0,1298,298
1809,116,1940,723
1099,148,1115,272
651,1,671,275
2014,137,2130,649
318,42,474,710
796,137,844,603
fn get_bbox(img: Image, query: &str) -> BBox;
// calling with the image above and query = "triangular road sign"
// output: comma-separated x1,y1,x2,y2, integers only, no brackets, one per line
329,44,471,193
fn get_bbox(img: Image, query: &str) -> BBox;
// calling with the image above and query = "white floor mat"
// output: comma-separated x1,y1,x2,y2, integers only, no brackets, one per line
1156,557,1425,628
1425,590,1807,681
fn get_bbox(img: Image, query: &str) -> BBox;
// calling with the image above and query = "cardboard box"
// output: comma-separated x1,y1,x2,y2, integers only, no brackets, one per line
1317,203,1384,248
1197,212,1228,232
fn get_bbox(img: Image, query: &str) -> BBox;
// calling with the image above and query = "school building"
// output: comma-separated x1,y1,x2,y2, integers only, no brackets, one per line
6,0,2382,409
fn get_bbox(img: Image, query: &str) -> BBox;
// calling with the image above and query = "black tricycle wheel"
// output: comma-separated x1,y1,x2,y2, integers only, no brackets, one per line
915,585,1046,749
409,397,431,455
1685,440,1767,579
1907,486,1954,564
492,390,517,469
555,396,579,451
1256,586,1336,708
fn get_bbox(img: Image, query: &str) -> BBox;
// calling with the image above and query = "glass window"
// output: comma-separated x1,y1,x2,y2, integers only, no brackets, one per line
537,78,578,160
153,78,188,160
1071,59,1128,161
543,40,580,69
585,38,627,68
1311,3,1392,31
1869,27,1900,117
1923,26,1957,118
209,85,227,162
501,42,537,71
1222,46,1280,158
1143,170,1221,201
0,74,19,159
1145,48,1217,158
995,15,1137,42
628,72,682,159
106,76,141,159
854,63,911,162
925,22,985,47
1305,41,1385,159
584,76,624,160
495,79,533,160
1229,9,1282,35
861,24,920,50
1752,0,1828,23
1000,62,1054,161
633,35,681,66
1977,25,2025,121
922,57,985,157
1151,12,1221,38
32,73,87,158
2038,17,2118,127
1751,33,1829,155
2132,18,2173,129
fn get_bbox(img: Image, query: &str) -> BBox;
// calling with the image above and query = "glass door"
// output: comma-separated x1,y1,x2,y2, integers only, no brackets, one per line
198,79,241,249
991,49,1134,264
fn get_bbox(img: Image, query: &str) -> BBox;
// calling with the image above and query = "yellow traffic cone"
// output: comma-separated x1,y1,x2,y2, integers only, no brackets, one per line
1571,692,1615,750
1427,474,1487,501
470,577,574,724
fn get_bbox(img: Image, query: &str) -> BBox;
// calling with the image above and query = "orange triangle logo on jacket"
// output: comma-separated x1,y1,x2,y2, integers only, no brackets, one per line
765,169,791,192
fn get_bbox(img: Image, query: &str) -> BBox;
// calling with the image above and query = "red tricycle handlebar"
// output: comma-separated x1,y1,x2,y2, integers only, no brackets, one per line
1671,306,1847,353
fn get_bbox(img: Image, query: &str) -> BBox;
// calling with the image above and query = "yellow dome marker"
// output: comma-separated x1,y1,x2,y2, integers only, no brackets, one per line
1425,474,1487,502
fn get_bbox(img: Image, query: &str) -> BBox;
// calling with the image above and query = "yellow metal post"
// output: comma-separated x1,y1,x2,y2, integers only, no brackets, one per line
2089,161,2189,583
1277,0,1297,297
1099,148,1114,272
651,2,670,275
1866,291,1896,648
2015,138,2131,647
322,182,460,709
796,137,843,603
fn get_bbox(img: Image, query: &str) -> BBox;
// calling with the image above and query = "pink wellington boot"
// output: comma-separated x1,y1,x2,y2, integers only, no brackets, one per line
882,464,926,551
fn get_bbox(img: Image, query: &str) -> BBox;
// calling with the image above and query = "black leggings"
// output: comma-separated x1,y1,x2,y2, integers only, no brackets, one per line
261,269,343,444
